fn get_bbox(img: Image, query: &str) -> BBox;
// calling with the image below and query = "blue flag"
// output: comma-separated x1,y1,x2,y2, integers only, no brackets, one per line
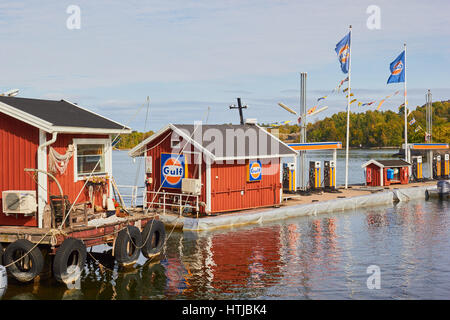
387,50,405,84
335,32,351,74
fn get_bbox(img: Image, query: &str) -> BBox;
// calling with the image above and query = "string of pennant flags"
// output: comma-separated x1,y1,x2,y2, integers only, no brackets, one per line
310,77,408,114
307,76,427,136
269,28,425,140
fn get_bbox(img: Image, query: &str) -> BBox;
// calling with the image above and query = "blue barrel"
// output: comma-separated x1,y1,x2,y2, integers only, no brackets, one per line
387,169,394,180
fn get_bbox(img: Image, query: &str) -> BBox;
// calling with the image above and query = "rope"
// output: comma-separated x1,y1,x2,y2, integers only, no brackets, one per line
87,214,182,275
3,98,201,273
2,228,67,268
4,98,149,269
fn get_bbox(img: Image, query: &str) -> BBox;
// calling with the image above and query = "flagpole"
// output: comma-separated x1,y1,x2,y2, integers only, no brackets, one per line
344,25,352,189
404,43,408,163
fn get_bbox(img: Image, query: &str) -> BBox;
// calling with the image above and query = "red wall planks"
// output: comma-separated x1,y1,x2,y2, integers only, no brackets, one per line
143,128,282,214
210,159,280,213
0,115,111,227
0,113,39,226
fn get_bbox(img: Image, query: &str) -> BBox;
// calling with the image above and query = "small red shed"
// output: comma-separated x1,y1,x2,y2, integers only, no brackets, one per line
129,123,297,215
362,159,411,187
0,96,131,227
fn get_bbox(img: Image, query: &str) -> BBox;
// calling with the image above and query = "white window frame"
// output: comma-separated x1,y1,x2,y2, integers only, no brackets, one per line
73,138,112,182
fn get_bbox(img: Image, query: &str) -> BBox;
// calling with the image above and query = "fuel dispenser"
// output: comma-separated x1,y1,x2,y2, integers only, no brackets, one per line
444,154,449,179
432,155,441,180
283,162,296,192
323,160,336,190
411,156,423,182
309,161,321,190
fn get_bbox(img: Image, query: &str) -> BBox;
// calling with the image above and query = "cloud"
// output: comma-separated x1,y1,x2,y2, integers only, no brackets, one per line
0,0,448,132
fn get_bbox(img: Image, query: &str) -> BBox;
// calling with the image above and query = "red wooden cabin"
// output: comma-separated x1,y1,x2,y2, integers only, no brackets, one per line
0,96,131,227
362,159,410,187
129,123,297,215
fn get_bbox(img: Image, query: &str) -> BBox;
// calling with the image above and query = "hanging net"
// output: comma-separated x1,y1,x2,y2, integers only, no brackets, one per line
48,144,74,175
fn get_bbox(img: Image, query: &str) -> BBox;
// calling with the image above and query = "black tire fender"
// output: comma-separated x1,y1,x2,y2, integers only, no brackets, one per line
3,239,44,283
141,220,166,259
114,226,143,265
0,243,4,265
53,238,87,283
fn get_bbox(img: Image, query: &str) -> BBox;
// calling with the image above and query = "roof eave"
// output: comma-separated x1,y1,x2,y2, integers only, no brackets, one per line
53,126,132,135
0,100,53,132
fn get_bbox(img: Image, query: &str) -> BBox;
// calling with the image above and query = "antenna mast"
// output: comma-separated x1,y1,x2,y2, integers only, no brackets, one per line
229,97,247,125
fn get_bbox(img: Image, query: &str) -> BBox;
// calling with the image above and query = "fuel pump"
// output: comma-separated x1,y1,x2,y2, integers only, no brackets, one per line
323,160,336,191
444,154,449,179
411,156,423,182
309,161,321,191
283,162,296,192
433,155,441,180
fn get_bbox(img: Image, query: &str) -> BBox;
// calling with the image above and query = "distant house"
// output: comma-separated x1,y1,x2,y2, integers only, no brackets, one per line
0,96,131,227
362,159,410,187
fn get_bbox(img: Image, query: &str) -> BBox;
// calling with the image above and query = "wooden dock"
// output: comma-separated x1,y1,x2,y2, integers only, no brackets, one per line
0,210,158,250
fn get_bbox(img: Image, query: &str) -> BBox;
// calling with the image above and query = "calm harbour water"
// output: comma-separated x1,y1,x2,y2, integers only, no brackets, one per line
2,149,449,300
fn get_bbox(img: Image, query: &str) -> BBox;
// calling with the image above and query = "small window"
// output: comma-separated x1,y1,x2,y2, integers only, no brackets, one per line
76,144,106,176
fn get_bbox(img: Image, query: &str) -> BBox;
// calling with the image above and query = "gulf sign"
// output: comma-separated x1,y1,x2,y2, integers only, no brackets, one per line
248,160,262,182
161,153,186,188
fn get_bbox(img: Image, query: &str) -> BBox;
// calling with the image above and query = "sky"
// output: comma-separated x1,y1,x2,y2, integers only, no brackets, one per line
0,0,449,132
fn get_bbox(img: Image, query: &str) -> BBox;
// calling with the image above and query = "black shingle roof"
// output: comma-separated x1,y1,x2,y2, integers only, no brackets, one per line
376,160,411,167
0,96,125,130
173,124,296,158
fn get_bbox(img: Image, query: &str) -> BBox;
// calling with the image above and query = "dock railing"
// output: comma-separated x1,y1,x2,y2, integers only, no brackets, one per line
116,185,146,209
144,190,199,217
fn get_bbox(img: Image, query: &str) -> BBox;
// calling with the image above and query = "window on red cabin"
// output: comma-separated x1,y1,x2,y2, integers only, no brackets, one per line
76,144,106,176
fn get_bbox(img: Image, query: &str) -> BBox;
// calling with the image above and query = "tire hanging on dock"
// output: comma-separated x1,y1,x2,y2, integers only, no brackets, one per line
53,238,87,284
0,242,4,265
114,225,143,266
3,239,44,283
141,220,166,259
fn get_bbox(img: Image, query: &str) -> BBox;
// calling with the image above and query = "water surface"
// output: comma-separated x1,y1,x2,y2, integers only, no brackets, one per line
2,149,448,300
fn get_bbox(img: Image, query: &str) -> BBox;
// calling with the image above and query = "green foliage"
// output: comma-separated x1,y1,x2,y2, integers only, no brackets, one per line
269,100,449,147
113,101,449,149
113,130,154,150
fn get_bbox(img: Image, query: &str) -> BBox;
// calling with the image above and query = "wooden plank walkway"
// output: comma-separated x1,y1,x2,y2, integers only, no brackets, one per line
0,209,158,248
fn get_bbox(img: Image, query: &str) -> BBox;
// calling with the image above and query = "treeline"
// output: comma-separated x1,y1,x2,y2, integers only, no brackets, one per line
114,101,449,149
271,100,449,147
114,130,154,150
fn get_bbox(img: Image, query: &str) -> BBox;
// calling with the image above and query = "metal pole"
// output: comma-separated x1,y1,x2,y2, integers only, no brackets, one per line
404,43,408,162
300,72,307,191
237,98,244,125
344,25,352,189
426,89,432,143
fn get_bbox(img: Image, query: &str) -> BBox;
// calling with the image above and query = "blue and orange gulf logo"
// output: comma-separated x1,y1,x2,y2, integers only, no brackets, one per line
338,44,349,63
247,160,262,182
391,60,403,75
161,153,186,188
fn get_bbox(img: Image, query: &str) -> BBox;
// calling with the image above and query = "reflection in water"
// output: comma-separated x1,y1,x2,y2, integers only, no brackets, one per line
2,199,450,300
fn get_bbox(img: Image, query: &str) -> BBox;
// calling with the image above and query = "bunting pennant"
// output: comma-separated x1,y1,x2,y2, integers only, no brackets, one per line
409,118,416,126
343,87,349,93
376,99,386,110
345,93,354,98
350,98,357,104
358,102,362,107
307,106,317,114
317,96,327,102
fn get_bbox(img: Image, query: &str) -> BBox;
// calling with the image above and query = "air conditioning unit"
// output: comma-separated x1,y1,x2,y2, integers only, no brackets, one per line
2,191,37,216
181,179,201,196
